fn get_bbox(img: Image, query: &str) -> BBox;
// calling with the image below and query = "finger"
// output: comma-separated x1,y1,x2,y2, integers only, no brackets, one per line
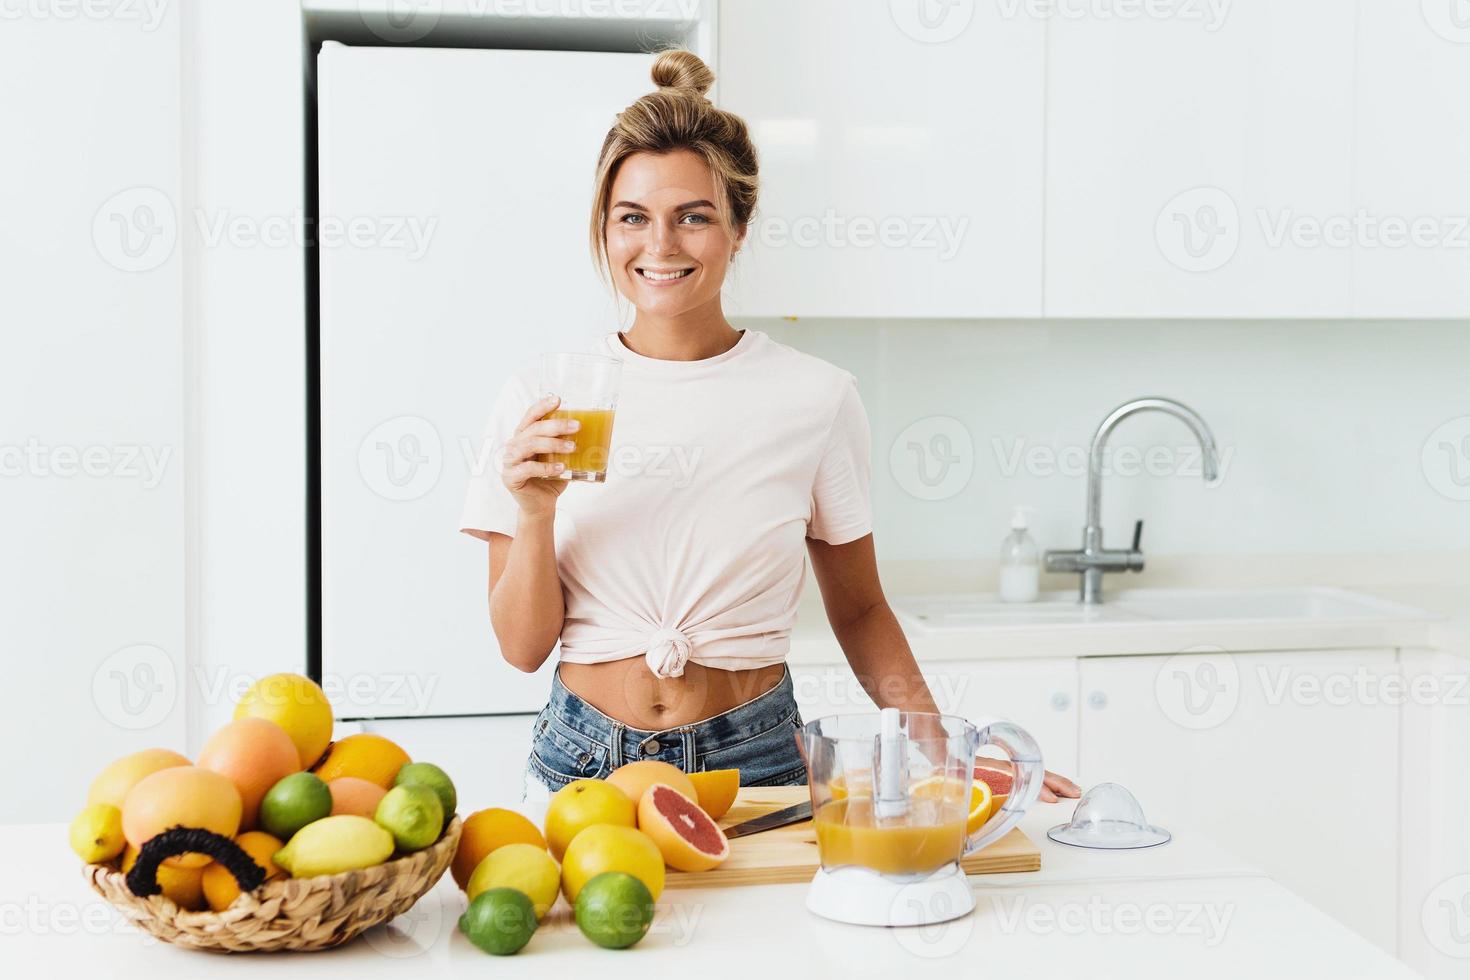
506,460,564,485
523,416,581,438
1039,786,1058,803
513,435,579,457
515,394,560,432
1045,772,1083,797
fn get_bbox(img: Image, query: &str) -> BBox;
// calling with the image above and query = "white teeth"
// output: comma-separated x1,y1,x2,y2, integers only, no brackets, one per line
640,268,692,281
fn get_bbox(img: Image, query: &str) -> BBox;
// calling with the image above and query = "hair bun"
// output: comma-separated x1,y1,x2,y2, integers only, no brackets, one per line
651,48,714,98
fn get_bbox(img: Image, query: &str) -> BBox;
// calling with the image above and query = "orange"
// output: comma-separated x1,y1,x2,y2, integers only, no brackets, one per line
201,831,283,911
197,718,301,830
121,766,242,869
234,674,334,770
637,784,730,872
327,776,387,819
911,776,994,836
687,769,739,820
543,779,635,861
453,807,547,890
310,733,410,790
560,824,665,902
87,748,191,810
606,760,696,810
121,844,207,911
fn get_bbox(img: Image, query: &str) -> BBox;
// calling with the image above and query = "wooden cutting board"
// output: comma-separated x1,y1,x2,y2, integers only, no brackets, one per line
663,786,1041,889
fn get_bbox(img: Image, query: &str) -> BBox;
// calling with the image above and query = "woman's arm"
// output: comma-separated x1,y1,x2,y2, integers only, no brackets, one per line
807,533,1080,803
473,517,563,673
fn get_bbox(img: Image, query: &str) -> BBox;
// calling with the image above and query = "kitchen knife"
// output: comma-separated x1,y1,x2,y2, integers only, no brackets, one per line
723,800,812,839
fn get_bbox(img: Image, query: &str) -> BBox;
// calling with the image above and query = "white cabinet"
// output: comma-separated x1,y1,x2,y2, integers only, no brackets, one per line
1045,0,1356,317
1397,650,1470,979
361,715,538,810
1078,649,1400,953
1353,0,1470,317
791,658,1078,777
717,0,1045,318
316,45,652,717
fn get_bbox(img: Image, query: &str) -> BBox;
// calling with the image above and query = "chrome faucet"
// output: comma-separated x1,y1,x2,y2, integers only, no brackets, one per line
1044,397,1220,604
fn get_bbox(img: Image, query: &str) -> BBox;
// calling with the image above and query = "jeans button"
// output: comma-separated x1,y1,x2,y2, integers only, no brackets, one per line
642,740,661,755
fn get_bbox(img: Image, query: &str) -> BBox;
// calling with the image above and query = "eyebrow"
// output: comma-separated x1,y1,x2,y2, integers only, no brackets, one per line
611,200,717,212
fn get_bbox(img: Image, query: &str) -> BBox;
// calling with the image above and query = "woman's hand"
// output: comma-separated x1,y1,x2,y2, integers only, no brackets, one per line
501,395,578,518
976,759,1082,805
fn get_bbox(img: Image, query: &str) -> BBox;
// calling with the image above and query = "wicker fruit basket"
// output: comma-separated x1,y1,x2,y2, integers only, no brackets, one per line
83,816,461,953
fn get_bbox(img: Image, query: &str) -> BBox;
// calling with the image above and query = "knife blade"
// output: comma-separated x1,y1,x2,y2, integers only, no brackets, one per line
723,800,813,839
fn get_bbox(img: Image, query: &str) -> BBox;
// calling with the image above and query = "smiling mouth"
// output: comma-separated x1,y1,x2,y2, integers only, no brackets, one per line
636,267,694,282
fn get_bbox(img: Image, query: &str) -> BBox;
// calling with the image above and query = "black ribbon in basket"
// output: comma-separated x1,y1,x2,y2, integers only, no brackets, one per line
125,827,266,899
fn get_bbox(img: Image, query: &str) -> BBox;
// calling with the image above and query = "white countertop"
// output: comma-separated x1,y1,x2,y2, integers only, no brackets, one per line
6,805,1416,978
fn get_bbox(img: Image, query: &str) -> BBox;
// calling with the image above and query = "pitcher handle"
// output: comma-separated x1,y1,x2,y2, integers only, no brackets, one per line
963,720,1044,856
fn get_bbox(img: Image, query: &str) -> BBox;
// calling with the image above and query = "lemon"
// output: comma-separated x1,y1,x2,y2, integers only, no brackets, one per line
234,674,334,769
453,808,546,890
560,824,665,903
466,843,560,920
273,815,393,877
69,804,125,863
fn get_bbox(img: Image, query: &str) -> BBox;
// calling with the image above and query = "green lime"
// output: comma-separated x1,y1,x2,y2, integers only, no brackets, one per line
374,783,443,852
259,772,332,841
394,762,456,824
459,888,537,955
574,871,655,949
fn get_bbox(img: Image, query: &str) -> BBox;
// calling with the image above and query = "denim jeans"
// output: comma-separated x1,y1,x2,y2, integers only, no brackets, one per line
522,665,807,802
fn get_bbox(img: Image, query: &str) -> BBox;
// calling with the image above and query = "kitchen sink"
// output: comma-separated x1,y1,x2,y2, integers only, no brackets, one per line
890,587,1433,649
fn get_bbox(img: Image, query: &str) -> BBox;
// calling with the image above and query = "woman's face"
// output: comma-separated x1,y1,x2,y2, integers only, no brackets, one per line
604,148,744,319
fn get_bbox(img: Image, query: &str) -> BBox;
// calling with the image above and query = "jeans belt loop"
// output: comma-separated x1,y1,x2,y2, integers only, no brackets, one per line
681,728,697,772
609,722,626,769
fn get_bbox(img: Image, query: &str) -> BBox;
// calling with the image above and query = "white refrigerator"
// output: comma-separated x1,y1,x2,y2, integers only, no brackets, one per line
317,43,654,799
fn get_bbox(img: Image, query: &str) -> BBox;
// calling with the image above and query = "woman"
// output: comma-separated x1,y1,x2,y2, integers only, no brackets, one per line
461,49,1080,805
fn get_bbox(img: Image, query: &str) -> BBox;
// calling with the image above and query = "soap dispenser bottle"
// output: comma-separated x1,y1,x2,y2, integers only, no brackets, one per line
999,506,1040,603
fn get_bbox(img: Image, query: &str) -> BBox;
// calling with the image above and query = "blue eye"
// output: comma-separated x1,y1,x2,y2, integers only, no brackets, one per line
681,213,711,225
619,213,646,225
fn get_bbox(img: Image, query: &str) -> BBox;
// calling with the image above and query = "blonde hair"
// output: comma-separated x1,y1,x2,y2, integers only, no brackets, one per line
589,49,759,279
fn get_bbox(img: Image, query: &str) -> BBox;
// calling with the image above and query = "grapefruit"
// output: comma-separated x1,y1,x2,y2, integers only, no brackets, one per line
327,776,387,818
201,831,283,911
975,766,1013,813
687,769,739,820
606,760,696,808
454,807,547,890
87,748,191,810
122,766,242,869
560,824,664,902
637,783,730,872
544,780,635,861
197,718,301,830
311,733,411,789
233,674,334,769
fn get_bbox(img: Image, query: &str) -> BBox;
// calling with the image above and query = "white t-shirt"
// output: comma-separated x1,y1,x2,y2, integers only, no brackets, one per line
458,328,873,678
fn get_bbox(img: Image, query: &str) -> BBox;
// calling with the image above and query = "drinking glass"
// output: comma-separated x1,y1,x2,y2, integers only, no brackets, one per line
537,352,621,482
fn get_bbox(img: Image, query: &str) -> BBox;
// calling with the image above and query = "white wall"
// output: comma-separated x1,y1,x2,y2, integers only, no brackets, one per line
757,319,1470,565
1,8,186,822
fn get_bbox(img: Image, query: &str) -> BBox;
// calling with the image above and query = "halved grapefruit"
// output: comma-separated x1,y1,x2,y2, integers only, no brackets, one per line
975,766,1013,814
637,784,730,872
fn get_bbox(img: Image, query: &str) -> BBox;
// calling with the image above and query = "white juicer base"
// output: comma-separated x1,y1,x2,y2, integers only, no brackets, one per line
805,865,975,927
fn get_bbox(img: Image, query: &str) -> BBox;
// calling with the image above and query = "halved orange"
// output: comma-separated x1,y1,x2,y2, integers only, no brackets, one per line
687,769,739,820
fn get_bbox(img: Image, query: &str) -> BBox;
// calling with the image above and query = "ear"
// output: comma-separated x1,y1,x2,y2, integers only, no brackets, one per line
732,222,748,256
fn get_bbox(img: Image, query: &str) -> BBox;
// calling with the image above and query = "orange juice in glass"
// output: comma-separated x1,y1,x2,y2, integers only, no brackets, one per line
537,351,621,482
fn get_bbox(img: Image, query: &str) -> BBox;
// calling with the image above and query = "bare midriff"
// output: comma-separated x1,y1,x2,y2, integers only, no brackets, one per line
557,659,788,731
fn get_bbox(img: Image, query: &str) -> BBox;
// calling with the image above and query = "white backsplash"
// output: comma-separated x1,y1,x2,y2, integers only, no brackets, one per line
749,319,1470,563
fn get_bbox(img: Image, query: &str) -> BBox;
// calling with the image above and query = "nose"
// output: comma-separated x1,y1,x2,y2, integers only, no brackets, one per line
649,216,679,257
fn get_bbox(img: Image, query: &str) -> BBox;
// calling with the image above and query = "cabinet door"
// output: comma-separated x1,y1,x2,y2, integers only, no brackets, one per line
791,658,1077,776
317,45,651,716
1353,0,1470,316
1398,650,1470,979
718,0,1045,317
363,715,538,810
1046,1,1355,317
1079,649,1399,953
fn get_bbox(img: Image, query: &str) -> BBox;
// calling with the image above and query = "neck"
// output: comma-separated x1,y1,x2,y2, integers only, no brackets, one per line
622,295,742,361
